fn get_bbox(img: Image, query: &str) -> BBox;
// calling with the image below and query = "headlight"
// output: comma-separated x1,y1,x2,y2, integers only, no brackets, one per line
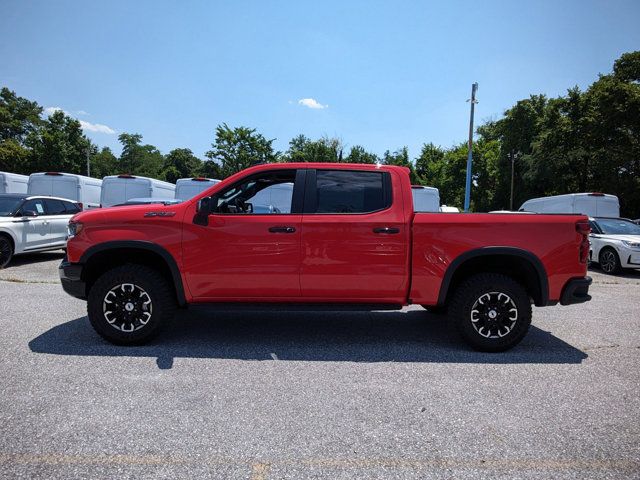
67,221,84,237
621,240,640,249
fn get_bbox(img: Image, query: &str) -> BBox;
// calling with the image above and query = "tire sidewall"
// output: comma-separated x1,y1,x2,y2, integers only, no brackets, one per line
453,275,532,352
87,265,173,345
0,236,13,269
599,248,620,274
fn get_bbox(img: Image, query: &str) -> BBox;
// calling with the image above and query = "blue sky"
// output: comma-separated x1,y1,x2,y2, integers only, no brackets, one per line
1,0,639,159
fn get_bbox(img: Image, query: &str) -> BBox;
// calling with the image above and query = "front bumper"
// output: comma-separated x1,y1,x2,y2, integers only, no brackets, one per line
59,258,86,300
560,276,592,306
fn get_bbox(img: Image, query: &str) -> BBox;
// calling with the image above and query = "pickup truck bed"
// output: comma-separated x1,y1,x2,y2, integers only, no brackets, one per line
60,162,592,352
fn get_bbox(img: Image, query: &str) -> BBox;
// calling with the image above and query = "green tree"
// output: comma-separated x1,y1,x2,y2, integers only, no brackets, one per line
382,146,420,183
206,124,277,178
25,110,92,174
0,139,30,173
117,133,164,178
415,143,445,185
0,87,43,144
90,147,118,178
283,134,343,163
162,148,202,182
613,51,640,82
345,145,379,164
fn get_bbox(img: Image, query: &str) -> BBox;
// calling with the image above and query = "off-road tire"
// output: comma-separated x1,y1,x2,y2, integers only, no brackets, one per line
450,273,532,352
87,264,176,345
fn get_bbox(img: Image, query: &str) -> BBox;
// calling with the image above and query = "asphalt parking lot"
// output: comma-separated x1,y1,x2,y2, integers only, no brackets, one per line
0,252,639,479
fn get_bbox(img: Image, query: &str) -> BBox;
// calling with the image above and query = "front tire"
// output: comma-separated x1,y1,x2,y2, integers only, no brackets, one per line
450,273,532,352
0,235,13,269
87,264,176,345
599,248,621,275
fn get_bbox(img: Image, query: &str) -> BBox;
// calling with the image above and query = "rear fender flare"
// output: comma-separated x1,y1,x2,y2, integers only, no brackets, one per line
436,247,549,307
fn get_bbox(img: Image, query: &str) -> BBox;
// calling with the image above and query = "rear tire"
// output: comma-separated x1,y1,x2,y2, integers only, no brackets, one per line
0,235,13,269
599,248,621,275
450,273,532,352
87,264,176,345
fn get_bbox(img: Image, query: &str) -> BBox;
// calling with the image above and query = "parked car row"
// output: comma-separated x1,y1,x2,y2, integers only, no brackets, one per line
0,194,81,268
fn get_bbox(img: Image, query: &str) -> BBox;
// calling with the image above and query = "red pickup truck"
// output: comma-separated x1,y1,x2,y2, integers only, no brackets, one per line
60,163,592,351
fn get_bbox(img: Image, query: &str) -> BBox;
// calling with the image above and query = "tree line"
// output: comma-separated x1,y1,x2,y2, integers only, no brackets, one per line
1,51,638,217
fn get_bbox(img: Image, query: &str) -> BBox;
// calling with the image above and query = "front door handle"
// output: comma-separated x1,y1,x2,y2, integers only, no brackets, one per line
269,226,296,233
373,227,400,234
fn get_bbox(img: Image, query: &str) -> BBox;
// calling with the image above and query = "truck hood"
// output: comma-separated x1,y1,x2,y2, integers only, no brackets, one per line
71,203,184,224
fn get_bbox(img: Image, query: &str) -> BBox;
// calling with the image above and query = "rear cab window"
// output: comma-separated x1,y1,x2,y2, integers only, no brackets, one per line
305,169,392,214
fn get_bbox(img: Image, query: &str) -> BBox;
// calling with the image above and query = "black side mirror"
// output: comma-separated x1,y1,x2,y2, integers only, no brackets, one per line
197,197,212,216
194,196,215,226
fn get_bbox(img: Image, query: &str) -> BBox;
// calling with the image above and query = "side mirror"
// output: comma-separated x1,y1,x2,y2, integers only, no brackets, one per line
194,196,217,226
196,197,212,216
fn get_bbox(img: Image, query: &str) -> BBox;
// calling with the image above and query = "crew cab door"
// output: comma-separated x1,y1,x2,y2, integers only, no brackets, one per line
300,168,409,303
182,169,305,300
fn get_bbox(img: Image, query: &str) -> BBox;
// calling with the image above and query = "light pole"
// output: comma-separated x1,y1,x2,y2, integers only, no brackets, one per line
464,83,478,212
509,151,520,210
86,146,91,177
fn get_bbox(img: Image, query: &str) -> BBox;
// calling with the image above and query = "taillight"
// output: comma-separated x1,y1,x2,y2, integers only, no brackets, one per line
77,202,83,210
576,220,590,264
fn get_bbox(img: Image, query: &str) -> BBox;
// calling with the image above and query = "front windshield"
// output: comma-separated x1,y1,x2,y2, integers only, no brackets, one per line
595,218,640,235
0,198,22,216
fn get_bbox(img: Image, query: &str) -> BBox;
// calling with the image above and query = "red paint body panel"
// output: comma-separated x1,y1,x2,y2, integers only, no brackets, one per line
182,212,302,299
409,213,588,305
67,162,589,308
300,169,412,303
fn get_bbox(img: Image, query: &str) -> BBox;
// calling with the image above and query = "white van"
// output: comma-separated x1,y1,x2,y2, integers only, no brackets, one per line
0,172,29,194
28,172,102,210
439,205,460,213
519,193,619,217
175,177,220,201
250,182,294,213
100,175,176,207
412,186,441,212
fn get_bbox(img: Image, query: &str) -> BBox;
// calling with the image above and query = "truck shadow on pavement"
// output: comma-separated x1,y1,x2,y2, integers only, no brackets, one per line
29,308,588,369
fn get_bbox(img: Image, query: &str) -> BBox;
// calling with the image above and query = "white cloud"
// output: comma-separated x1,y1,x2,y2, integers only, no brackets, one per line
45,106,115,134
298,98,328,109
45,106,65,115
79,120,116,134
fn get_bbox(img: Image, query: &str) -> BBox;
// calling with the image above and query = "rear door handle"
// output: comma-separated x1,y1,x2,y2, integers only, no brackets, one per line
373,227,400,234
269,226,296,233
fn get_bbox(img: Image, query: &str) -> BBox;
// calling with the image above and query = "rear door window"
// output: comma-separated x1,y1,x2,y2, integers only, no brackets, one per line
310,170,390,214
43,198,67,215
63,201,81,214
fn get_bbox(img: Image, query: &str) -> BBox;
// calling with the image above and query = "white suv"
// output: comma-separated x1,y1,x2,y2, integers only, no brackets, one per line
589,217,640,274
0,194,80,268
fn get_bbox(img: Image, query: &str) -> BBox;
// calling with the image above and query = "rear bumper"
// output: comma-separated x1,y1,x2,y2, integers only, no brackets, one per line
59,259,86,300
560,276,592,306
